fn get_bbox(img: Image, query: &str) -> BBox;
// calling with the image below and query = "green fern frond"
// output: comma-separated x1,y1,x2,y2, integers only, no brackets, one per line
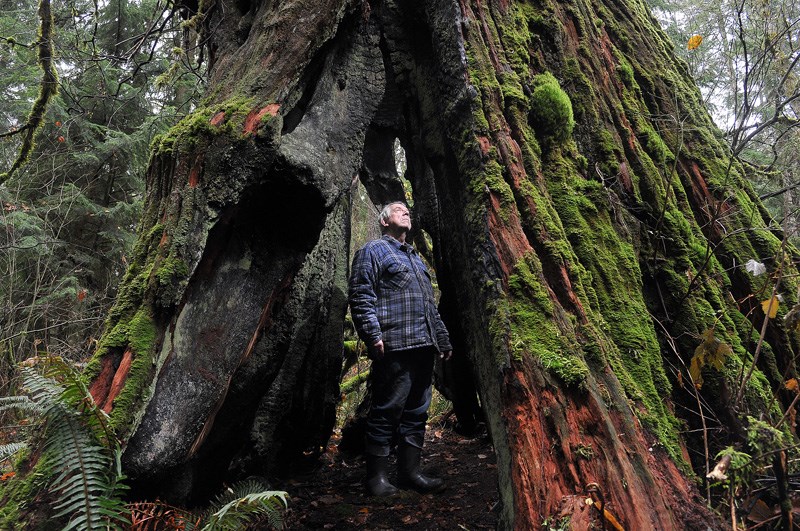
207,479,279,508
0,441,28,462
38,357,114,446
0,395,42,415
203,487,288,531
16,364,130,530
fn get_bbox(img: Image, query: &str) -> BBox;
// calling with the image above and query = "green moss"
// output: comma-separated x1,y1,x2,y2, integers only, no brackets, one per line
0,450,55,530
529,72,575,145
106,310,157,431
562,57,597,123
507,253,590,385
151,96,254,155
156,255,190,304
617,60,635,88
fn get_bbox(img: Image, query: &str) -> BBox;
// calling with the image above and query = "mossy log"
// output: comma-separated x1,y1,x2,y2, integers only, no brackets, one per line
76,0,797,527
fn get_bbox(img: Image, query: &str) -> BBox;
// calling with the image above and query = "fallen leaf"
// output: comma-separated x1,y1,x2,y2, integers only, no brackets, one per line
762,297,779,319
687,34,703,50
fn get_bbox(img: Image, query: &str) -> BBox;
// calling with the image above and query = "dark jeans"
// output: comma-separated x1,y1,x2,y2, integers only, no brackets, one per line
365,346,436,456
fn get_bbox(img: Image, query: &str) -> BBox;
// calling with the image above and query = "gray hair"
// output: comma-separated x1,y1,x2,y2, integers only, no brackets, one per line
379,201,408,232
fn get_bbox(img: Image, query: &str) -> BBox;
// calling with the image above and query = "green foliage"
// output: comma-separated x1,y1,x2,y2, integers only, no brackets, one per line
202,481,288,531
689,328,732,388
126,480,289,531
528,72,575,144
0,358,129,530
0,0,203,364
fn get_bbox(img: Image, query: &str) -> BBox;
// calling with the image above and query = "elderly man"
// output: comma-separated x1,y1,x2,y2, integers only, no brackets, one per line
349,201,453,497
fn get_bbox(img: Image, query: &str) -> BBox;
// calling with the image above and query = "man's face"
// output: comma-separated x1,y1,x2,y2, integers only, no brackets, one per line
382,203,411,233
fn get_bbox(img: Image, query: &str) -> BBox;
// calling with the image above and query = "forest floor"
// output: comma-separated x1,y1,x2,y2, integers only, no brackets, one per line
280,424,499,530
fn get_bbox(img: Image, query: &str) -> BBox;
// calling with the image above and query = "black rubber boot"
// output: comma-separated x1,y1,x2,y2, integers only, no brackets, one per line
397,444,445,493
365,454,398,497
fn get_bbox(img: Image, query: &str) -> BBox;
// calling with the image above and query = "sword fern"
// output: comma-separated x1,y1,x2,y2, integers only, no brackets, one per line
2,357,129,530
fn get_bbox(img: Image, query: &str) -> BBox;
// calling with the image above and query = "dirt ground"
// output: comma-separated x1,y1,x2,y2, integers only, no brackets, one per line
281,425,499,530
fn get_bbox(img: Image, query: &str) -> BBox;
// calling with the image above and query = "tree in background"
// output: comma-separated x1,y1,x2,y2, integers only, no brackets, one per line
0,0,203,377
651,0,800,235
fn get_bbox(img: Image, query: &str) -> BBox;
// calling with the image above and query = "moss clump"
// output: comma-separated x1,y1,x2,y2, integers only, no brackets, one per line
156,255,190,305
529,72,575,145
151,96,254,155
0,449,57,530
616,60,635,88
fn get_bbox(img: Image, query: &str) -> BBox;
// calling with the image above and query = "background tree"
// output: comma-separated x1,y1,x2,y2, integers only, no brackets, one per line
0,0,202,384
650,0,800,236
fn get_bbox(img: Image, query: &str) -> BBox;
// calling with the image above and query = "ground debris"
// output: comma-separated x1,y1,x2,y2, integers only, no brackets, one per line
282,427,498,529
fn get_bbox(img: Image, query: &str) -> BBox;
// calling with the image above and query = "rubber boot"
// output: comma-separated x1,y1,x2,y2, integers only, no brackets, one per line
397,444,445,493
365,454,398,497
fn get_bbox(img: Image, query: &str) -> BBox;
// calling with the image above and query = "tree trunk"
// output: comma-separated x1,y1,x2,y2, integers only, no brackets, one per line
87,0,796,527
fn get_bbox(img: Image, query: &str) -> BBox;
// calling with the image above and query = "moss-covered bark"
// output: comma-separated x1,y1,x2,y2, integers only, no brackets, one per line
371,0,797,528
5,0,793,527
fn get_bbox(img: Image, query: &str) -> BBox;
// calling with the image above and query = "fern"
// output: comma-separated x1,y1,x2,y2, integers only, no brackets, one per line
202,480,288,531
2,361,130,530
0,441,28,462
127,480,289,531
0,395,41,415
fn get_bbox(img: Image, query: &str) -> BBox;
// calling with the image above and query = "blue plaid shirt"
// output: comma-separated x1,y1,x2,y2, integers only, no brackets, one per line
349,235,452,353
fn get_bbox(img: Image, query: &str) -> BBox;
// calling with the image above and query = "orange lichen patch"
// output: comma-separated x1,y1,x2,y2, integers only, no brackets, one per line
682,160,723,231
242,104,280,135
101,348,134,413
598,33,619,92
555,262,588,320
496,133,526,185
557,496,594,529
189,153,204,188
473,0,502,73
209,111,227,127
477,135,492,156
563,16,580,49
88,354,118,407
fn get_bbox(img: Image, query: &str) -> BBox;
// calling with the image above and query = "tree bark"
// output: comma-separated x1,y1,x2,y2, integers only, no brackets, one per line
87,0,797,527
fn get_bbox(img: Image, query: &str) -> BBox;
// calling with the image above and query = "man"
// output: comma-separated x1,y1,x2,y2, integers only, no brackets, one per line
349,201,453,497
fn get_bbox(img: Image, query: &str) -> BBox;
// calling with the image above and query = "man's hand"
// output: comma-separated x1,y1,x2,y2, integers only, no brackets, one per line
440,350,453,361
369,339,385,360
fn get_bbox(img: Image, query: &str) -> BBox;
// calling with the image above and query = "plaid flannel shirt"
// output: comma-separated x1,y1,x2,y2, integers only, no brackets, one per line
349,235,452,353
